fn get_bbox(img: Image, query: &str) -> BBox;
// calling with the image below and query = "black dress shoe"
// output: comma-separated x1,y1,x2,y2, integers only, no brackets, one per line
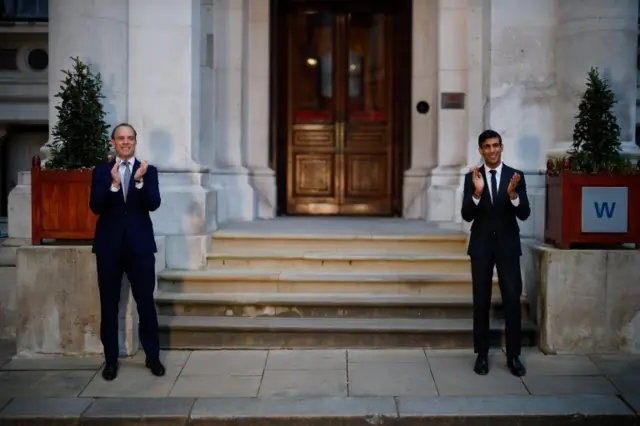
145,358,166,377
473,354,489,375
102,362,118,381
507,356,526,377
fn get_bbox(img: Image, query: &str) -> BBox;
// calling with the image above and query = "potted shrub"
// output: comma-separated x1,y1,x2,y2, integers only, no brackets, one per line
31,57,111,244
545,67,640,249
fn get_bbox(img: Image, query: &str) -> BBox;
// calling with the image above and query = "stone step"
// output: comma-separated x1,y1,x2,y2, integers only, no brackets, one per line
205,251,472,273
157,316,538,349
157,270,497,295
155,291,530,319
210,231,468,254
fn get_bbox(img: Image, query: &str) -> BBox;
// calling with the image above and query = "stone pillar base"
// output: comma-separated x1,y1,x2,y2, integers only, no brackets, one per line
402,168,430,219
210,168,256,223
425,166,465,223
249,167,277,220
7,171,31,239
522,242,640,354
152,171,217,270
15,239,165,357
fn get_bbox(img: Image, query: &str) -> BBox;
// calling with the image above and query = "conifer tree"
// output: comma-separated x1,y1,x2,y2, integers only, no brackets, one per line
568,66,628,173
46,57,110,169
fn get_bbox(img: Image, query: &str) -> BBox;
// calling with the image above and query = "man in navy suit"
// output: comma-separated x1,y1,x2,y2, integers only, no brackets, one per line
89,123,165,381
461,129,530,377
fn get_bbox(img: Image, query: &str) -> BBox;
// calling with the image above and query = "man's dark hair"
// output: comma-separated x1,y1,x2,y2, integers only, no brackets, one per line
478,129,502,147
110,123,137,140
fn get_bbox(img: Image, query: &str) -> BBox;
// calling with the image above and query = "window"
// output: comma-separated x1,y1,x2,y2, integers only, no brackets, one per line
1,0,48,22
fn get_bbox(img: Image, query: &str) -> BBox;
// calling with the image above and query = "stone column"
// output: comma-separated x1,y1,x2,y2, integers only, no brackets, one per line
44,0,129,157
403,0,438,219
210,0,256,222
10,0,130,239
128,0,217,269
244,0,276,219
550,0,640,158
425,0,469,222
7,1,139,356
484,0,557,240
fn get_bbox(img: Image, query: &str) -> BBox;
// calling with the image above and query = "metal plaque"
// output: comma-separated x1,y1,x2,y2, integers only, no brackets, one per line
581,186,628,233
440,92,465,109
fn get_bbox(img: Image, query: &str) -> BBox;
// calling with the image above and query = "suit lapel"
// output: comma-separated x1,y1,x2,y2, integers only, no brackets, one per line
498,165,511,202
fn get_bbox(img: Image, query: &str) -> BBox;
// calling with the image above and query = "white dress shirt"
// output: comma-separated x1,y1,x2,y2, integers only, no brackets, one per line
110,156,144,193
472,162,519,206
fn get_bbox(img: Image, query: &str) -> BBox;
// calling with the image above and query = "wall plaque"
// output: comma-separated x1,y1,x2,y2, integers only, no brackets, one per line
441,92,465,109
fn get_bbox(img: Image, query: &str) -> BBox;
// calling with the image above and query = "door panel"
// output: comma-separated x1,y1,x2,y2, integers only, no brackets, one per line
342,11,392,214
285,4,395,215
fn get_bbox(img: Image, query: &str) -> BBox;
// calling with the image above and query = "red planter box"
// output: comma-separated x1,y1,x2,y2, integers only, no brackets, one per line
31,163,97,245
544,170,640,249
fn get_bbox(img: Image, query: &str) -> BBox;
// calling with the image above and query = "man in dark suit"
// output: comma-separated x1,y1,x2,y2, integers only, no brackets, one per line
461,129,530,377
89,123,165,381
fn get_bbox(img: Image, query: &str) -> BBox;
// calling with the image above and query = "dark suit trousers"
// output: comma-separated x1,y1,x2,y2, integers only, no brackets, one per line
470,238,523,357
96,246,160,364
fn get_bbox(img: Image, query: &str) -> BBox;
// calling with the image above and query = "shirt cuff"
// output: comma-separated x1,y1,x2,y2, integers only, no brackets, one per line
510,195,520,206
135,179,144,189
472,195,480,205
110,184,119,192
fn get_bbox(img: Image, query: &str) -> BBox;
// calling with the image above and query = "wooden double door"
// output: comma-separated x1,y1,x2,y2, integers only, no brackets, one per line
276,0,410,215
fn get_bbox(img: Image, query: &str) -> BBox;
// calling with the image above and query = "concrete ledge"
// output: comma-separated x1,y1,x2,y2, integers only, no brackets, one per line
0,396,636,425
522,243,640,354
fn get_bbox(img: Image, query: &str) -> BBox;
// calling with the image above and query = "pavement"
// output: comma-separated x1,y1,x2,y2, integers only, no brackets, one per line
0,340,638,425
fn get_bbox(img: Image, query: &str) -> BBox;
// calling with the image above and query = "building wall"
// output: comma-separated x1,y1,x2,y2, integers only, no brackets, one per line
3,0,640,269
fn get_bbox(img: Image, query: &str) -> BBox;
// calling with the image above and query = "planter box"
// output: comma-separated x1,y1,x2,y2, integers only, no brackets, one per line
544,170,640,249
31,160,97,245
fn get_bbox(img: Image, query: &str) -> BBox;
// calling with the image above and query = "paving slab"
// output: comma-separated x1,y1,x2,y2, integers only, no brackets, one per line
0,397,10,411
0,370,96,397
348,348,428,363
181,350,267,376
348,362,438,396
80,362,181,397
517,348,601,375
523,375,619,395
170,374,262,397
621,393,640,414
265,349,346,370
259,369,347,397
589,354,640,375
427,352,529,396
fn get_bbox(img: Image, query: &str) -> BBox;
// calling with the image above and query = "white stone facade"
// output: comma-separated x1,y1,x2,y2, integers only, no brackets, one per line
2,0,640,269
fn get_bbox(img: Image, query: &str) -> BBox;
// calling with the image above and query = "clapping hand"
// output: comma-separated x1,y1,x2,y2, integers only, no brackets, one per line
111,160,121,188
134,160,148,181
472,167,484,197
507,172,520,199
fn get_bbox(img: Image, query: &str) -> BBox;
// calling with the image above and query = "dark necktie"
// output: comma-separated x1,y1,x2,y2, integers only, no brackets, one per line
490,170,497,204
123,161,131,201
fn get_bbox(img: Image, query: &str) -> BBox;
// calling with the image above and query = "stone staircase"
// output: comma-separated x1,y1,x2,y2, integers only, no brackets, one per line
155,220,536,349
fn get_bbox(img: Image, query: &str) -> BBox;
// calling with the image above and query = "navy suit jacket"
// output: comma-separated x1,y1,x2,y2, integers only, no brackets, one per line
89,160,161,255
461,164,530,257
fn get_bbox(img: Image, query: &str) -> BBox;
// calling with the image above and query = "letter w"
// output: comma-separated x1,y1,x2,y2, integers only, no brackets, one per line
594,201,616,219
